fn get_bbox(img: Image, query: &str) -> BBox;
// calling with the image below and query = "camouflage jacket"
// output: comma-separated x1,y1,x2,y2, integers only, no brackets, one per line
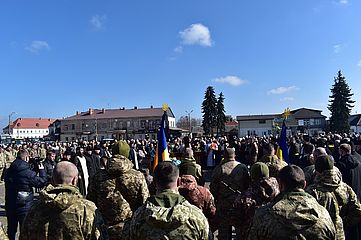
210,159,250,211
4,150,15,168
122,189,209,240
0,222,8,240
178,175,216,229
0,152,6,169
247,189,336,240
20,184,108,240
304,165,342,187
233,177,280,237
259,155,288,177
107,154,149,212
87,169,132,240
306,169,361,240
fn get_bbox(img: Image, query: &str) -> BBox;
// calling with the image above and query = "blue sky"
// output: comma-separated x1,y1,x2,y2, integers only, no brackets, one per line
1,0,361,128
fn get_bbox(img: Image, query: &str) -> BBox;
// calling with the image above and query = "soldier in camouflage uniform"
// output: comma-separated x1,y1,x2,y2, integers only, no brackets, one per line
306,155,361,240
178,174,217,231
210,148,250,240
0,146,6,182
233,162,279,239
259,143,287,177
122,161,209,240
248,165,336,240
20,161,108,240
107,140,149,212
4,145,16,168
178,148,205,186
87,155,132,240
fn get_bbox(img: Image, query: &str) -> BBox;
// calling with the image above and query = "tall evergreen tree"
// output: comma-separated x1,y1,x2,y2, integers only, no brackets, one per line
216,92,226,135
202,86,217,135
328,70,355,133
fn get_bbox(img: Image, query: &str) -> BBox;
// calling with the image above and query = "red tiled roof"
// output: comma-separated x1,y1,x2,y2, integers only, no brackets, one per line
225,121,238,126
11,118,56,129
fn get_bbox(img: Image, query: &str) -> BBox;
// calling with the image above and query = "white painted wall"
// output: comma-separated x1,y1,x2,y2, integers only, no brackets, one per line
12,128,49,139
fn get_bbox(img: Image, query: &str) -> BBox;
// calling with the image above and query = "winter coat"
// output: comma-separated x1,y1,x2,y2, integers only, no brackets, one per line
4,158,47,215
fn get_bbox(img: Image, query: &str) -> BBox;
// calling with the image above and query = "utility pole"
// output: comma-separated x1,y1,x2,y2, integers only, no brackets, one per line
185,110,193,134
8,112,16,137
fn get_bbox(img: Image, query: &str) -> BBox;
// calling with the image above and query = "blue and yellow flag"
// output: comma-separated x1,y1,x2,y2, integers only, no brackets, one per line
152,110,170,172
276,120,289,163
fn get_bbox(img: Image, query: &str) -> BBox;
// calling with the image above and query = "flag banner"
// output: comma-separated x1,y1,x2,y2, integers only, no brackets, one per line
277,120,289,163
152,111,169,171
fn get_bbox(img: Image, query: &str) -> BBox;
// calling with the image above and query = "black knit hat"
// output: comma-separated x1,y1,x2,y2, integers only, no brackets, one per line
315,155,334,173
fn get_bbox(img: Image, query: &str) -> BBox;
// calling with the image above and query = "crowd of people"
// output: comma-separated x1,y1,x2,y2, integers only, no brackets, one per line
0,132,361,239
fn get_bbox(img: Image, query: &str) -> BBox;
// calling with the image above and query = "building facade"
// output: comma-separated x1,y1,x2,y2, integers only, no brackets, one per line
350,114,361,133
3,118,56,139
237,108,327,137
59,106,176,142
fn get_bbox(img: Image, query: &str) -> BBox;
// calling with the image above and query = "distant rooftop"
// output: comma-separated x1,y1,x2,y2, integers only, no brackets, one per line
6,118,56,129
63,106,175,121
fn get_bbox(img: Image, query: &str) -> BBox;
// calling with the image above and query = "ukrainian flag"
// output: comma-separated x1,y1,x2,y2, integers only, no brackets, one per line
152,111,170,172
276,120,289,163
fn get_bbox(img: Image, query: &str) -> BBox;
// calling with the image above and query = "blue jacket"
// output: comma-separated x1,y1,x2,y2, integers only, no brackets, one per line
4,158,47,215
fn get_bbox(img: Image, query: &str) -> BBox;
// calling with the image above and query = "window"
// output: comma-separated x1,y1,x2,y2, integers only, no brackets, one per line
127,121,131,128
315,119,322,125
65,137,69,141
259,119,266,124
71,124,75,130
64,125,68,131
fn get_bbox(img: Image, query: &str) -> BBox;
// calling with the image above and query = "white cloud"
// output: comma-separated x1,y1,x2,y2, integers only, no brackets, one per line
174,46,183,53
179,23,213,47
280,97,295,102
268,86,297,95
90,15,107,30
333,44,342,54
339,0,348,4
357,60,361,67
25,41,50,53
213,76,246,86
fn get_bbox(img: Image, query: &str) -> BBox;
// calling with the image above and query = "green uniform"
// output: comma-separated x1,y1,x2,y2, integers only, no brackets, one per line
306,169,361,240
122,189,209,240
107,154,149,212
87,169,132,240
247,189,336,240
20,184,108,240
210,159,250,240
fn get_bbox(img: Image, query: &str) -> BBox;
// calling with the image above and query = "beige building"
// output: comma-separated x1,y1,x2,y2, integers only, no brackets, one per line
60,106,176,142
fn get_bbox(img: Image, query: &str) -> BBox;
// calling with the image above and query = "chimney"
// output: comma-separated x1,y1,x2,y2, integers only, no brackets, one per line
134,106,137,110
150,105,153,109
89,108,93,115
101,108,105,114
76,111,80,115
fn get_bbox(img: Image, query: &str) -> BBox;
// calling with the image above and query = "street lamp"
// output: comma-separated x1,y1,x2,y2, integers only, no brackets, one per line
185,110,193,134
8,112,16,136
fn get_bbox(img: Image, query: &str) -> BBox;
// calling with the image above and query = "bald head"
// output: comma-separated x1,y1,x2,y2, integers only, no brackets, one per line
224,148,236,160
53,161,79,185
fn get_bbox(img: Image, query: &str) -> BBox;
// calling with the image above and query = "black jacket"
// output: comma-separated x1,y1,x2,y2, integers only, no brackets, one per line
4,158,47,215
336,154,361,201
43,158,56,183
